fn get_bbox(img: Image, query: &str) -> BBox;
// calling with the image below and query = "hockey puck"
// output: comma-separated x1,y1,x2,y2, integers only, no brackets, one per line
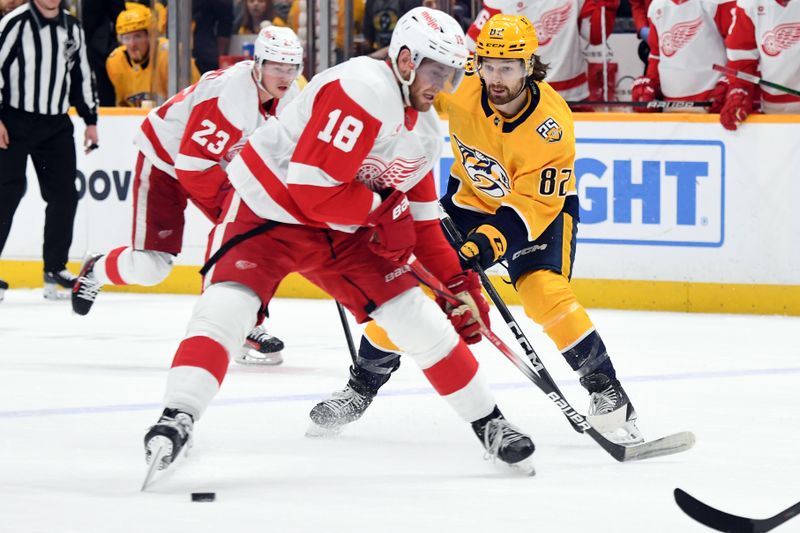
191,492,216,502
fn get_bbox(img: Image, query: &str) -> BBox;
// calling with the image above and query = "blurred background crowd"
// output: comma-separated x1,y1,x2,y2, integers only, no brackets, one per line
1,0,798,125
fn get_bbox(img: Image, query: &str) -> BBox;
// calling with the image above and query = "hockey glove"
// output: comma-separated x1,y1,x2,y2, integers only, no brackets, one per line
365,189,416,264
708,77,729,114
459,224,507,270
631,77,658,113
435,271,491,345
720,88,752,131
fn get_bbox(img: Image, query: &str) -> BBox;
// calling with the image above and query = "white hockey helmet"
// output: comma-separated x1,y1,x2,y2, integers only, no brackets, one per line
253,26,304,67
387,7,468,100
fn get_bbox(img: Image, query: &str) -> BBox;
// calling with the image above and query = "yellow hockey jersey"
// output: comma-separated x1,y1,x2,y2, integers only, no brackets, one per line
106,37,200,107
436,73,576,242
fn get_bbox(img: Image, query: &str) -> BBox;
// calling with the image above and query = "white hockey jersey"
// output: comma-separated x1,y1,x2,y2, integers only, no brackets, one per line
646,0,733,99
466,0,599,101
726,0,800,113
133,61,302,212
225,56,443,234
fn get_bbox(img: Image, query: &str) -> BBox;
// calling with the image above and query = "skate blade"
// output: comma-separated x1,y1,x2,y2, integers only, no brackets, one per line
507,456,536,477
43,286,70,301
305,421,344,438
235,349,284,366
141,438,172,491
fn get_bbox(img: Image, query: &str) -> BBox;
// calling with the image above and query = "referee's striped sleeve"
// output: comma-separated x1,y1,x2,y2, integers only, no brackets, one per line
68,23,98,125
0,12,24,112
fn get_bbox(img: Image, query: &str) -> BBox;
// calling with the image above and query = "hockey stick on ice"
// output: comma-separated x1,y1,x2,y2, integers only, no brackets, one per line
335,301,358,365
674,488,800,532
568,100,713,109
408,254,695,462
712,64,800,97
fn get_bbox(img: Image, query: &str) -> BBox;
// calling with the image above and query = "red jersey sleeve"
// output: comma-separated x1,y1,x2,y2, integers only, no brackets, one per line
175,97,243,218
467,4,502,43
714,1,736,38
645,20,661,81
580,0,619,45
286,80,383,227
407,173,463,282
724,5,759,91
629,0,651,33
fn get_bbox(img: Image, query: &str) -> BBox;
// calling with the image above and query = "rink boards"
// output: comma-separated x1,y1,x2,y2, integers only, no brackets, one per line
1,108,798,315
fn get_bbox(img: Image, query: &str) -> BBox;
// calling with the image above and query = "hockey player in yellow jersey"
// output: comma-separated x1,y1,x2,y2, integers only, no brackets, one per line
308,14,644,447
106,4,200,107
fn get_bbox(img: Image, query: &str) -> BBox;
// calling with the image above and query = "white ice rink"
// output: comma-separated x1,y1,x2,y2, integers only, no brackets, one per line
1,290,799,533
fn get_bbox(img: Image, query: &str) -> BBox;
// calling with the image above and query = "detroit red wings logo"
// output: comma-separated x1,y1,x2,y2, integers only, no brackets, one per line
356,156,428,191
534,2,572,46
761,23,800,56
660,17,703,57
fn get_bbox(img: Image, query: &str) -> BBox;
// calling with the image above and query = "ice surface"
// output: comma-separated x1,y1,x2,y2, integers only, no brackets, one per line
1,290,798,533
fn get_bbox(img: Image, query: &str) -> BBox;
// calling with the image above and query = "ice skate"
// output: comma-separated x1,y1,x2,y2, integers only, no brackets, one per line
306,383,375,437
472,407,536,475
72,253,104,315
0,279,8,302
581,373,644,446
43,269,77,300
236,325,284,365
142,408,194,489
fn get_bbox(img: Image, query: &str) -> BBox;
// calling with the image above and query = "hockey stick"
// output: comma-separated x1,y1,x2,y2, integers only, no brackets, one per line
335,300,358,365
408,254,695,462
568,100,713,109
713,64,800,97
674,488,800,532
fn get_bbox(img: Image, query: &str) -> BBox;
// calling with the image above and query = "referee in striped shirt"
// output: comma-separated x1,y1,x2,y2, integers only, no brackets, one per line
0,0,100,298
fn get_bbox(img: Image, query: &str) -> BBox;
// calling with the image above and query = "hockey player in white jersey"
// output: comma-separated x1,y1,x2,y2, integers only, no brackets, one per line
142,7,536,480
719,0,800,129
466,0,619,103
632,0,735,112
72,26,304,365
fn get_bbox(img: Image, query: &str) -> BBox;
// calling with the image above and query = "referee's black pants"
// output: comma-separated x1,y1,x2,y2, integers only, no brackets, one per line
0,108,78,273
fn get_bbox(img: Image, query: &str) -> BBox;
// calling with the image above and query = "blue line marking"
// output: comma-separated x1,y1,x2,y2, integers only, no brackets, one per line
1,366,798,419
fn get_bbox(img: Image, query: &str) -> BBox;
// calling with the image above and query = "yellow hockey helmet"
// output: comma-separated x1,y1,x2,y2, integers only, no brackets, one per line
116,4,153,36
475,14,538,60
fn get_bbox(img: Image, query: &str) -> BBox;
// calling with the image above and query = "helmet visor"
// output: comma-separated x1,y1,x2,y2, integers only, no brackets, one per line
415,60,464,93
477,58,527,83
260,61,302,81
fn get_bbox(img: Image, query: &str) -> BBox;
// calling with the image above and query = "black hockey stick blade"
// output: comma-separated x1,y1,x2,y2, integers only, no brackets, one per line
674,488,800,532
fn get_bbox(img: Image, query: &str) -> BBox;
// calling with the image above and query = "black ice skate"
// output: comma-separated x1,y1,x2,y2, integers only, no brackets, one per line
236,325,284,365
472,407,536,475
306,383,375,437
142,408,194,489
0,279,8,302
580,373,644,446
43,269,77,300
72,254,104,316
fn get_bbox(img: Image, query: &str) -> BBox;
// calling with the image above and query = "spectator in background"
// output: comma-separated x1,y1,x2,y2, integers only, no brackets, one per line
193,0,234,73
107,4,200,107
719,0,800,130
239,0,291,33
0,0,99,300
82,0,125,106
466,0,617,105
288,0,366,63
1,0,27,16
632,0,733,113
362,0,420,52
